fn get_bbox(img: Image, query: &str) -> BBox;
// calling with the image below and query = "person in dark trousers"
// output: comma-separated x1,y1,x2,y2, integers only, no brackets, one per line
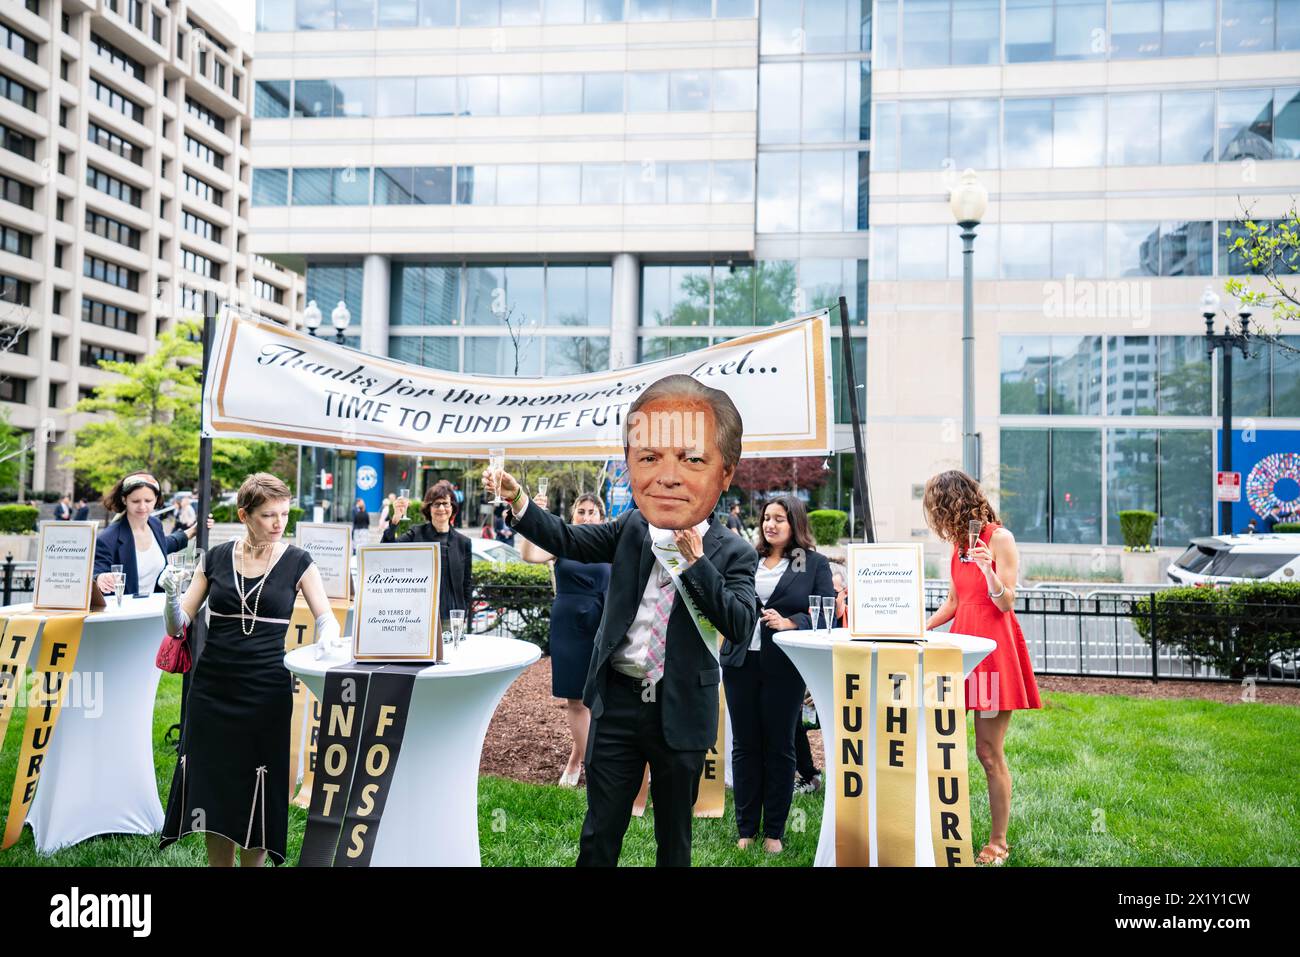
54,494,72,521
486,374,757,867
721,494,833,853
725,502,745,536
382,480,473,621
73,498,89,521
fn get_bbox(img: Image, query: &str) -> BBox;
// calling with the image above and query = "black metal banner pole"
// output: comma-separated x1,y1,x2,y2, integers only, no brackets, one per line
837,296,874,543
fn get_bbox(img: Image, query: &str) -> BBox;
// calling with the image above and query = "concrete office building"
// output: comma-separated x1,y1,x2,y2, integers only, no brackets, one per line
0,0,302,494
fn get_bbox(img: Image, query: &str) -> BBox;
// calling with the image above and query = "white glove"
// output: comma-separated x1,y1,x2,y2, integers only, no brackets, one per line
313,612,341,659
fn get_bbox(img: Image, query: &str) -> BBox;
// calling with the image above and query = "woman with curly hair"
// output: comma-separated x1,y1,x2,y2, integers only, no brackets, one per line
923,470,1040,867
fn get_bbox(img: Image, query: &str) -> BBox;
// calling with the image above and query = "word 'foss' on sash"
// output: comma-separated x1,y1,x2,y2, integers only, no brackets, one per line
925,642,973,867
832,641,871,867
299,667,371,867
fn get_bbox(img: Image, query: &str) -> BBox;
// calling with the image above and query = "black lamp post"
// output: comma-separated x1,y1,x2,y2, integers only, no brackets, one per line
1202,286,1254,536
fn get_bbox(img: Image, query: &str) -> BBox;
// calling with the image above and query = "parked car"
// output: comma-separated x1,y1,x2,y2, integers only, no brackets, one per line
470,539,520,565
1167,534,1300,586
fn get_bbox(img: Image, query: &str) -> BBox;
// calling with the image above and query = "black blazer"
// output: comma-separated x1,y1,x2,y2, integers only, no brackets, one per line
512,502,758,752
93,516,188,596
380,522,473,612
721,548,835,672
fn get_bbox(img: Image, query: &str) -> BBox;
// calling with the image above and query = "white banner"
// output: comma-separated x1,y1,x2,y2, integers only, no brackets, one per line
202,306,836,459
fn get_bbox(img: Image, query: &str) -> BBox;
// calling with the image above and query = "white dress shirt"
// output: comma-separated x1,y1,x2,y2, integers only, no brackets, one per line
750,557,789,651
135,536,166,597
610,517,711,680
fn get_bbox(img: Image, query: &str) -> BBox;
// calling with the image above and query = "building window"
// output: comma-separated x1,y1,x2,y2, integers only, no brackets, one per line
89,122,145,165
0,224,34,259
0,377,29,404
0,325,30,355
251,167,289,206
90,77,146,123
81,298,140,333
0,72,38,112
181,247,221,279
182,210,223,243
184,133,224,169
183,171,224,205
83,253,142,291
2,23,39,63
81,342,139,366
91,32,146,80
185,96,226,133
255,79,291,118
1,122,37,161
0,273,33,307
86,165,144,207
0,174,35,209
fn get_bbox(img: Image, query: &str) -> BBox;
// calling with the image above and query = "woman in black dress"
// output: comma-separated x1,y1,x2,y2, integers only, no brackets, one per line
382,480,473,625
519,492,610,786
159,473,336,867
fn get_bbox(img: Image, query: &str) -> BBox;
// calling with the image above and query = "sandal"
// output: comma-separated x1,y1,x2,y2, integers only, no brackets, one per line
975,842,1010,866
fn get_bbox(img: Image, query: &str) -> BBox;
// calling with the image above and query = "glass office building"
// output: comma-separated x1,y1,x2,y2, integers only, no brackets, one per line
252,0,1298,546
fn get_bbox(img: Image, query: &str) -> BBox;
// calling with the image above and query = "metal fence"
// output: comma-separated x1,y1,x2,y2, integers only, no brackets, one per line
924,584,1300,685
1,557,36,606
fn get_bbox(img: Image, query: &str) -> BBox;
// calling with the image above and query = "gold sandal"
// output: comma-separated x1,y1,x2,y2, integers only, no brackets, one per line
975,842,1010,866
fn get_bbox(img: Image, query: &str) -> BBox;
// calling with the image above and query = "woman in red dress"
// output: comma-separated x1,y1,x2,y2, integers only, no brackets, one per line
923,470,1040,866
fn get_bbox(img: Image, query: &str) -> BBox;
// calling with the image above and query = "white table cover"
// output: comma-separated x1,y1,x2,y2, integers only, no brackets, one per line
774,629,996,867
286,634,539,867
10,595,168,854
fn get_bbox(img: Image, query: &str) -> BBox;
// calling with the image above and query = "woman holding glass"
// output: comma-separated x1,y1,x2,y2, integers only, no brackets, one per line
721,494,834,853
93,471,209,597
159,473,337,866
923,469,1040,867
381,480,473,623
518,489,610,787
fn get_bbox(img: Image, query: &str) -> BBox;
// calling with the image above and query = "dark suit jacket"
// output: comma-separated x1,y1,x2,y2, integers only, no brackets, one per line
512,502,758,752
380,522,473,612
93,516,188,595
721,549,835,673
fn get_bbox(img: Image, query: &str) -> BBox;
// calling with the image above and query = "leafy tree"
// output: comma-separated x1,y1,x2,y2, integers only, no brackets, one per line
67,319,286,494
1222,205,1300,339
0,409,26,496
731,456,830,498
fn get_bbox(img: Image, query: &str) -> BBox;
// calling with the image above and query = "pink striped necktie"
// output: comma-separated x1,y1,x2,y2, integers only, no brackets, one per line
643,567,676,685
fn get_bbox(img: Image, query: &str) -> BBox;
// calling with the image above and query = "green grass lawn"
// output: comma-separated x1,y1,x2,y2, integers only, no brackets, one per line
0,673,1295,866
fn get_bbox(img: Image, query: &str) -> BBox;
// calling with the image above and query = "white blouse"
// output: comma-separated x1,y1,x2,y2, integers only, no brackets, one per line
751,557,789,651
135,536,166,597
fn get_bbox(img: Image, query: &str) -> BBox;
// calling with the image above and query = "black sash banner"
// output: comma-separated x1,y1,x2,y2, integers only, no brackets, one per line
332,664,422,867
298,665,372,867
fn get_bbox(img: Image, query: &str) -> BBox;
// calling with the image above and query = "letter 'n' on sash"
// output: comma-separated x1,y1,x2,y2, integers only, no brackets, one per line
924,642,973,867
832,641,871,867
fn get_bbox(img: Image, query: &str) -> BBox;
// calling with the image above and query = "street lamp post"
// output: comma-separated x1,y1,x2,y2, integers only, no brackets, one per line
950,169,988,478
331,300,351,344
1201,286,1254,536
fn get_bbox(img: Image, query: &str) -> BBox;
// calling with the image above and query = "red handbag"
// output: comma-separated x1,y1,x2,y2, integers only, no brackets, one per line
156,624,192,674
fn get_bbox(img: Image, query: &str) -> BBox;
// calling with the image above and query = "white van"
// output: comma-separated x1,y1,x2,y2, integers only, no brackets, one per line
1167,534,1300,585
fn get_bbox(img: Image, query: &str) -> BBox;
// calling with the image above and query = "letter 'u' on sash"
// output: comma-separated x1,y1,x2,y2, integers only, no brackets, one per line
3,614,86,850
874,644,917,867
924,642,973,867
832,641,871,867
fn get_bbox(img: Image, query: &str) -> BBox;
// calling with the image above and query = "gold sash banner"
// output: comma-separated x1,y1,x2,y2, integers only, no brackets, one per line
3,614,86,850
631,765,650,817
284,600,350,803
0,615,42,748
832,641,872,867
924,643,973,867
875,644,918,866
694,678,726,818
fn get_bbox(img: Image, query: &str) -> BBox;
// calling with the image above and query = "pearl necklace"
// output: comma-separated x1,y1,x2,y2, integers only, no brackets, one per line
234,539,275,636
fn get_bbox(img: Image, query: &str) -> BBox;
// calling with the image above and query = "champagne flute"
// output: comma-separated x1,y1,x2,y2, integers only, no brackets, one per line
450,609,466,649
963,519,984,563
110,563,125,608
821,595,836,633
807,599,821,633
536,476,549,500
488,448,505,504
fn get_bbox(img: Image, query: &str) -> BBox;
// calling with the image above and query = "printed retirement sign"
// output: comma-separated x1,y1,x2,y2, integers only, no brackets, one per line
353,544,440,661
33,522,97,613
203,307,834,459
846,544,925,640
296,523,352,601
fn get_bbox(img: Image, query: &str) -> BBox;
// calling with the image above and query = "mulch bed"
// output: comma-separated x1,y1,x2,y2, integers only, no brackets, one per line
480,659,1296,786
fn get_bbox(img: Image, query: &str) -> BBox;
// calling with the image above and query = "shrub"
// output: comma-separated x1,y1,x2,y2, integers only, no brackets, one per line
1275,523,1300,533
808,509,848,546
1118,510,1157,551
473,561,554,652
1130,582,1300,678
0,504,38,533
